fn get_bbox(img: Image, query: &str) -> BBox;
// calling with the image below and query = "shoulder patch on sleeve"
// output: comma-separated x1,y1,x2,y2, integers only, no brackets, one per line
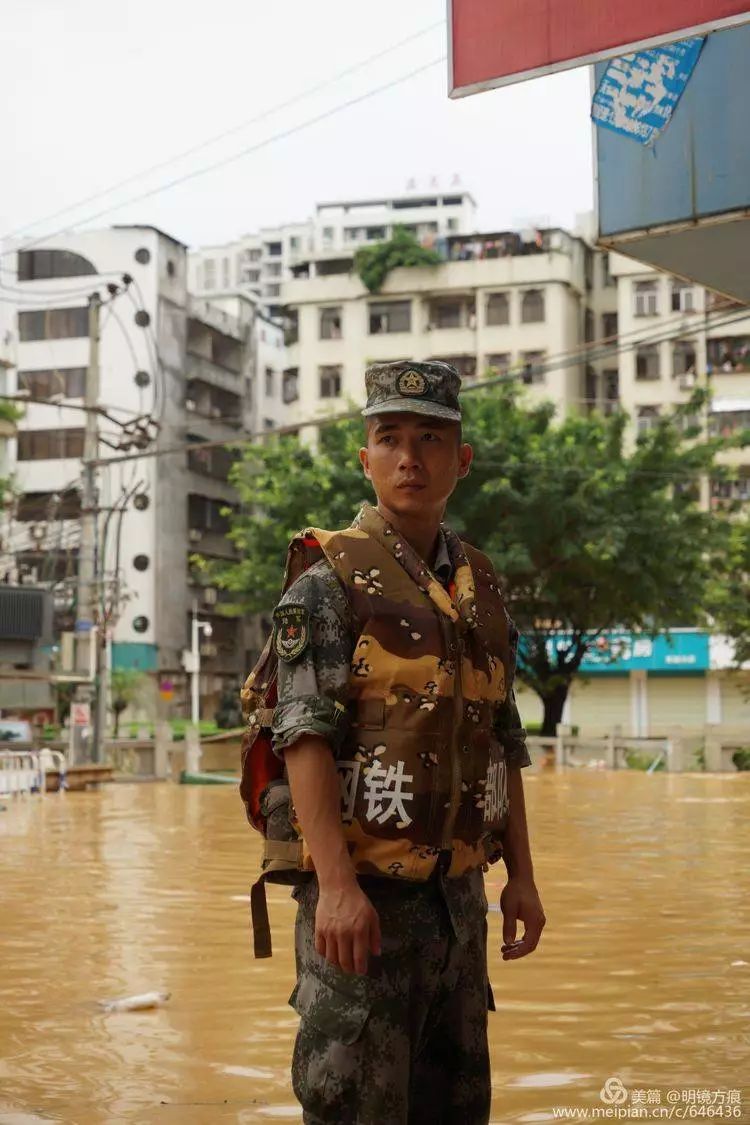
273,603,311,663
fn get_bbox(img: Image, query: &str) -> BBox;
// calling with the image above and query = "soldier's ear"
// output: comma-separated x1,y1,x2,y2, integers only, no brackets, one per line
359,447,372,480
457,443,473,479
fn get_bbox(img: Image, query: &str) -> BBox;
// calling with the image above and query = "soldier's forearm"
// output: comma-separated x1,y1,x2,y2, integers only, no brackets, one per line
284,735,357,890
501,767,536,882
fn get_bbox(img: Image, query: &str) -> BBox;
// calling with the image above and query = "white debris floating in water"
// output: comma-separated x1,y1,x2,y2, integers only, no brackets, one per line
99,990,171,1013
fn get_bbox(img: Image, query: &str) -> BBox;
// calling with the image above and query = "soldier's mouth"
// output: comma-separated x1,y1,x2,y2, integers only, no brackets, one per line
398,481,426,491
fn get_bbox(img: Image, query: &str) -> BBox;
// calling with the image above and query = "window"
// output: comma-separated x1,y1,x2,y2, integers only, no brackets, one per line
602,312,618,340
672,340,697,377
344,227,363,243
187,493,235,534
671,281,696,313
282,368,299,404
521,351,545,384
443,195,462,206
365,226,386,241
187,437,235,480
446,217,459,232
319,306,342,339
636,406,660,435
319,365,342,398
322,226,335,248
584,307,595,343
17,249,95,281
264,284,281,298
248,248,262,262
429,298,473,330
18,307,89,341
486,292,510,326
265,262,283,278
521,289,545,324
369,300,411,334
263,418,275,431
485,353,510,376
16,490,81,520
289,236,300,253
203,259,216,289
284,310,299,346
634,281,658,316
707,336,750,373
636,344,660,380
265,241,282,257
222,258,230,288
431,355,476,379
18,367,86,398
17,428,85,460
264,367,275,397
604,369,619,401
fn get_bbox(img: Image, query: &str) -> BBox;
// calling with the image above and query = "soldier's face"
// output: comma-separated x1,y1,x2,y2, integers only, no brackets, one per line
359,414,472,517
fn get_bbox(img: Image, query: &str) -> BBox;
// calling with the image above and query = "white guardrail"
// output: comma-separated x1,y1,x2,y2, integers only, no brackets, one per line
0,748,67,797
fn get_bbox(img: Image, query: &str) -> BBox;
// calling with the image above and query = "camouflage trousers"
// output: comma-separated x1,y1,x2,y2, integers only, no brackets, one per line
289,864,493,1125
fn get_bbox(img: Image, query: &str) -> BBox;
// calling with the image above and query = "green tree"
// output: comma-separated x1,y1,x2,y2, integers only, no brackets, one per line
110,670,147,738
209,386,734,734
354,226,442,293
707,513,750,668
195,422,373,615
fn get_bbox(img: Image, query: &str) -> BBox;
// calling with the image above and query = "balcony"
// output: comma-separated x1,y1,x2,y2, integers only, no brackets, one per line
186,353,242,396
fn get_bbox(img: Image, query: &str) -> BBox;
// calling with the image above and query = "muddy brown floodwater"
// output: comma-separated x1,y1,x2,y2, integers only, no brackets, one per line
1,771,749,1124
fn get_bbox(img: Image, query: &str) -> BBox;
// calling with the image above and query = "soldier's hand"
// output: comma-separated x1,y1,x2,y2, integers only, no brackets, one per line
500,876,546,960
315,879,382,975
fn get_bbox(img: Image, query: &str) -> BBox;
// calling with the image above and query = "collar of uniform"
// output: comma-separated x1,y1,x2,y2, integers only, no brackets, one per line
353,504,478,630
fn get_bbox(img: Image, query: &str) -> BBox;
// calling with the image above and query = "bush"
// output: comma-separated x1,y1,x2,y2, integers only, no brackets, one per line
625,749,665,771
732,748,750,771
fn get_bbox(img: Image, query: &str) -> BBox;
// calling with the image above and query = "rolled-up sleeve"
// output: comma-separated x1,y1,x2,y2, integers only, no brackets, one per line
493,689,532,769
271,562,352,757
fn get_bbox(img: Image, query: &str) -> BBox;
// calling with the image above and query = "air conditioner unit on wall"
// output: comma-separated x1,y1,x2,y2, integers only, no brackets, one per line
202,587,218,606
188,528,203,543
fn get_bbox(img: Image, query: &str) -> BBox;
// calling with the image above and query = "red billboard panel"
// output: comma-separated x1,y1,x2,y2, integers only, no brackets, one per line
449,0,750,96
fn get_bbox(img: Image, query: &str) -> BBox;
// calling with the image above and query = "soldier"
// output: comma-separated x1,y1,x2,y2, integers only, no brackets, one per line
270,360,545,1124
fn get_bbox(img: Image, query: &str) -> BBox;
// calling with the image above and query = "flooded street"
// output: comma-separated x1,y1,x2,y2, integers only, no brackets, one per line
1,772,749,1124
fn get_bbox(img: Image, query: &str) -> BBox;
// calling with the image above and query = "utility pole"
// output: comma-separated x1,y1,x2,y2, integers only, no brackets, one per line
72,292,101,764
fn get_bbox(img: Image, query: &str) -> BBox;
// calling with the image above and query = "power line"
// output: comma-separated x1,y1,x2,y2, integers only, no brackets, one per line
2,56,445,257
0,23,443,248
89,303,750,470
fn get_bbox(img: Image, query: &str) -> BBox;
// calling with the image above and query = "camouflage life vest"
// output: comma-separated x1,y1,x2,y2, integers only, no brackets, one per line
240,503,513,955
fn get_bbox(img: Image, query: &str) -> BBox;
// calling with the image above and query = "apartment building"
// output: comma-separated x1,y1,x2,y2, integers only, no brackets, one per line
610,253,750,504
1,226,255,717
281,226,613,425
188,188,478,319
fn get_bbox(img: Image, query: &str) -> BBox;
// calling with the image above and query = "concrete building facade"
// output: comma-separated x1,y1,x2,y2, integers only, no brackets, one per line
188,188,478,319
1,226,255,718
281,227,613,424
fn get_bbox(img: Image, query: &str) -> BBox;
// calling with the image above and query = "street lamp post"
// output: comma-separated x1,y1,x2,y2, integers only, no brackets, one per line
190,604,213,727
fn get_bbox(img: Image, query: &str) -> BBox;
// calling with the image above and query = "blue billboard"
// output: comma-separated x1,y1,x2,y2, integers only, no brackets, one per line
545,630,710,675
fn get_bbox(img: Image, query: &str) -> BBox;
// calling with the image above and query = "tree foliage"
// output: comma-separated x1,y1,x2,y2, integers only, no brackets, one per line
110,669,147,738
209,386,736,733
354,226,442,294
707,513,750,669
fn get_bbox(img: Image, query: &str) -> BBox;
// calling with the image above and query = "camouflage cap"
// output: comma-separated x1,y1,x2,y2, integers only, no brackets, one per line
361,360,462,423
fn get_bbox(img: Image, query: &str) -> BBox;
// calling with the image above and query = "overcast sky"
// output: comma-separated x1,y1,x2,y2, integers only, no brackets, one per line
2,0,594,251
